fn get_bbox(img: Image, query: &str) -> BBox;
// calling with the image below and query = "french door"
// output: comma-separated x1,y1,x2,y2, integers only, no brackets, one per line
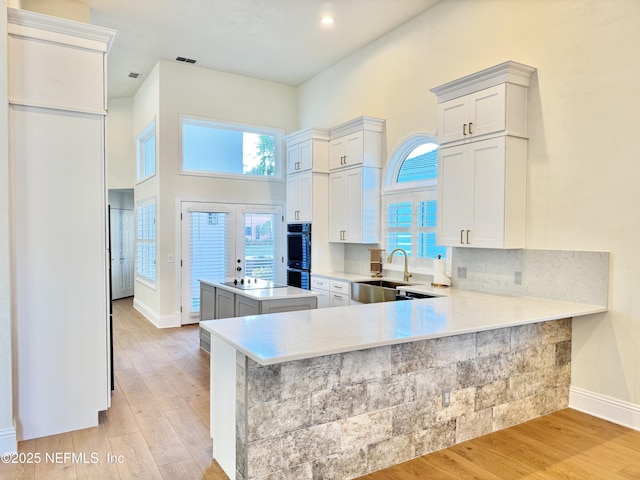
180,202,284,324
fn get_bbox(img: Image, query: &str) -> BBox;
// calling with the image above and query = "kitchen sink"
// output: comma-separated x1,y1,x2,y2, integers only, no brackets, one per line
351,279,414,304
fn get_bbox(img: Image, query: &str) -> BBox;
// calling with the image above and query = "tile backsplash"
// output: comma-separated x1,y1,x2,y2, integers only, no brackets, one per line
451,248,609,307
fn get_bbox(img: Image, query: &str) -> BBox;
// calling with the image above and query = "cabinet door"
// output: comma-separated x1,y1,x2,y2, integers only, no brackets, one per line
343,132,364,168
235,295,260,317
469,84,506,139
215,288,236,319
286,174,300,222
330,292,350,308
343,168,363,243
329,137,346,170
297,171,313,222
438,96,469,145
437,144,471,247
328,171,346,241
312,289,331,308
286,143,299,173
298,139,313,171
200,283,216,321
469,137,507,248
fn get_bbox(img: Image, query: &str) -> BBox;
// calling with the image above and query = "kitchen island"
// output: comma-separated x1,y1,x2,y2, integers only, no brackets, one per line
198,279,318,353
200,288,607,480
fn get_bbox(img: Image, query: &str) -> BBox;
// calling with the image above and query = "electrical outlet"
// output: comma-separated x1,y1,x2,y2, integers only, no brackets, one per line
514,271,522,285
457,266,467,279
442,389,451,407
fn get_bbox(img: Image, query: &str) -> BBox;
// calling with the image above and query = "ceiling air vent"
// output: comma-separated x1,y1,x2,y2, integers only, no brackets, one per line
176,56,197,64
128,72,140,78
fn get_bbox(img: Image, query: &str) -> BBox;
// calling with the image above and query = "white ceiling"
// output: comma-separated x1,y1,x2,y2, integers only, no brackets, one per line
85,0,443,99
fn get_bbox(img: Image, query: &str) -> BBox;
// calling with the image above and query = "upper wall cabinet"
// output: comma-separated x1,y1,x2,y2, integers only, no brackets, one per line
329,116,384,171
431,61,536,249
431,61,536,147
285,127,330,174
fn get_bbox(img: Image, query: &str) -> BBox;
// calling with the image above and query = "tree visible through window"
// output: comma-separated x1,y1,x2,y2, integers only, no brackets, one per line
181,116,282,178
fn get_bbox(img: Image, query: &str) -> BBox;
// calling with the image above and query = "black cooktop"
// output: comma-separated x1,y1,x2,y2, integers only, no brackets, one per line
221,278,288,290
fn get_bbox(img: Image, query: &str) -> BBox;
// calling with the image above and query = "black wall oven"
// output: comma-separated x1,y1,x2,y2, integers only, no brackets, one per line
287,223,311,289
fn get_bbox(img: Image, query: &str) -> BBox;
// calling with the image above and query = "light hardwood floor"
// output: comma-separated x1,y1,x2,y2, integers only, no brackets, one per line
2,298,640,479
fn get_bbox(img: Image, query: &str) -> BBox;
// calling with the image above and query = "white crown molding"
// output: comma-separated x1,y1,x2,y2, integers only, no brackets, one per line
7,7,116,53
284,127,331,144
430,60,536,103
329,116,385,139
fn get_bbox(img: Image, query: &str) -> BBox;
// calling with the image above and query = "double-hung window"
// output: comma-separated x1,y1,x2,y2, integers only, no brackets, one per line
383,134,447,269
136,197,156,285
180,116,283,179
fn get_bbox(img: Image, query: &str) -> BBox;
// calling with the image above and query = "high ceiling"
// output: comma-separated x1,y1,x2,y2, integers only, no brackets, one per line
85,0,443,99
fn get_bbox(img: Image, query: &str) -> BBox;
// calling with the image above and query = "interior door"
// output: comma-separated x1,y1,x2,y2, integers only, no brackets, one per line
180,202,283,324
110,208,134,299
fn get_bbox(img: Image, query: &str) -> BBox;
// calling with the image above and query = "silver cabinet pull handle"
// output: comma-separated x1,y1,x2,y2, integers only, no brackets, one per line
466,230,471,244
468,122,473,134
463,123,467,135
460,229,464,244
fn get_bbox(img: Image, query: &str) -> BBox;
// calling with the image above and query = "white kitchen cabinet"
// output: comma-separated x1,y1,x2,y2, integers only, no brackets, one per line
329,117,384,171
329,166,381,243
284,128,330,224
8,8,116,441
437,136,527,249
286,171,313,222
432,61,536,147
310,275,351,308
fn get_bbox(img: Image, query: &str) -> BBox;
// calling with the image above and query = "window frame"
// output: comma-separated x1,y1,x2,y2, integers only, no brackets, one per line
382,133,448,274
136,119,156,184
135,196,157,288
179,115,284,181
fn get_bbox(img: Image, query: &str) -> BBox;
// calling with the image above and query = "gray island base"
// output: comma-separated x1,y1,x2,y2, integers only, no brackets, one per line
213,317,573,479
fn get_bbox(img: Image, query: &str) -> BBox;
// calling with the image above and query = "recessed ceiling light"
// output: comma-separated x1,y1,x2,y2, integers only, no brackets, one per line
321,16,334,25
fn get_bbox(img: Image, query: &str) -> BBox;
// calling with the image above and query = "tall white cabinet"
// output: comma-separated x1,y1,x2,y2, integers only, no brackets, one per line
431,61,536,249
8,9,116,440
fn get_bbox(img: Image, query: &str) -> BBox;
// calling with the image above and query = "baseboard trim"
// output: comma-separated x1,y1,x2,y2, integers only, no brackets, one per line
133,299,179,329
0,426,17,454
569,386,640,431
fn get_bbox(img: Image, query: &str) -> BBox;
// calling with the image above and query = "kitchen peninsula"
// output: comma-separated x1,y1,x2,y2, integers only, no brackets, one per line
200,287,607,480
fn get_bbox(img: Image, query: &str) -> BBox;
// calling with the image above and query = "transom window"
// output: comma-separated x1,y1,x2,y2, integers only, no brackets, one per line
136,120,156,183
136,196,156,285
180,116,283,179
383,134,447,269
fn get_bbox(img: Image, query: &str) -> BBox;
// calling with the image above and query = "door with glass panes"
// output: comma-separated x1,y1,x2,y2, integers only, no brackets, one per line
180,202,284,324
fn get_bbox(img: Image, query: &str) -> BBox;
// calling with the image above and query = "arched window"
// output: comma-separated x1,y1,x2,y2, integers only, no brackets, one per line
382,133,447,270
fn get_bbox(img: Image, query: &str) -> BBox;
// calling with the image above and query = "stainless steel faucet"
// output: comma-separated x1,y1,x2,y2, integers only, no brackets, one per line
387,248,412,282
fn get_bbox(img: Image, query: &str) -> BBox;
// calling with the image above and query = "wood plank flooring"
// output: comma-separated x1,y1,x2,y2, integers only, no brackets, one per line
2,298,640,479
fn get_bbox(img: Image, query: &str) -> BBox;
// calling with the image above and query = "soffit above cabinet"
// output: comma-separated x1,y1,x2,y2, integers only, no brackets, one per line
430,60,536,103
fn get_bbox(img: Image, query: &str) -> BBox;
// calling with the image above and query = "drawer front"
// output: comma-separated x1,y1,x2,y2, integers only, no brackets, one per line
330,280,350,294
311,277,330,291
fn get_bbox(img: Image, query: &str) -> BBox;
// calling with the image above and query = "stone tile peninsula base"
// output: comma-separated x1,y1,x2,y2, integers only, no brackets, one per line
212,318,572,480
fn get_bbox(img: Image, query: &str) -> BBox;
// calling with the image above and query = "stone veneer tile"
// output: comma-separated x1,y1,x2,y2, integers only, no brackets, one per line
246,436,283,478
247,364,281,407
367,433,415,474
542,318,572,344
436,333,477,365
340,347,391,385
457,354,508,389
254,463,313,480
311,384,367,424
415,364,458,398
247,395,311,442
510,323,542,351
280,355,341,399
475,379,510,411
509,344,556,374
391,340,436,374
391,396,439,435
340,410,393,451
555,340,572,366
312,448,367,480
456,408,494,443
477,328,511,357
435,387,476,423
366,373,416,411
281,422,341,469
414,420,457,457
492,393,545,431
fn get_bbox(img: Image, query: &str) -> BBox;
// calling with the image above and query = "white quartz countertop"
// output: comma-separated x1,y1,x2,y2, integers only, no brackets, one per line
199,279,318,301
200,286,607,366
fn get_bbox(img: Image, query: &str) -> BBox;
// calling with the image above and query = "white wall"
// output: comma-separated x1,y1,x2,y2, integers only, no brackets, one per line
107,97,135,189
133,61,298,324
0,0,17,454
299,0,640,412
